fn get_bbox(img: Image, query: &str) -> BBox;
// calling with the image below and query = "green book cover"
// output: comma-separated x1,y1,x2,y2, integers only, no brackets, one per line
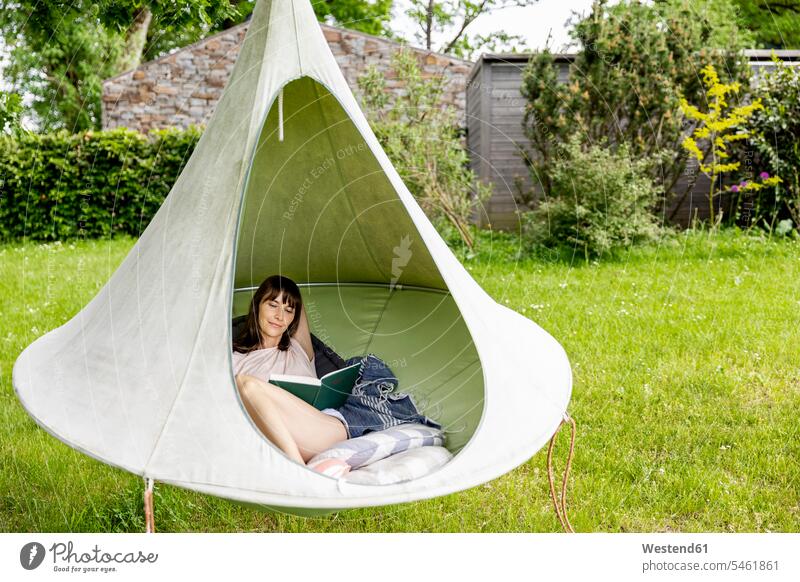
269,361,361,410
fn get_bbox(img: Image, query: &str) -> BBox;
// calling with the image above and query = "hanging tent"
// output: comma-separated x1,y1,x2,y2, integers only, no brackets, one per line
13,0,572,515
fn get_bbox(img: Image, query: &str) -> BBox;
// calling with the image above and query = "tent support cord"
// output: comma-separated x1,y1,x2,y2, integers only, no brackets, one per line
143,478,156,533
278,89,284,142
546,413,576,533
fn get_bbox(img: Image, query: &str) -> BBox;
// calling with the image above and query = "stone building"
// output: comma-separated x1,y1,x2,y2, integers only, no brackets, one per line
101,20,473,133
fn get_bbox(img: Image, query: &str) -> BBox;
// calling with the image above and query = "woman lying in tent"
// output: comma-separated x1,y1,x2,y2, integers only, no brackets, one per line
232,275,440,467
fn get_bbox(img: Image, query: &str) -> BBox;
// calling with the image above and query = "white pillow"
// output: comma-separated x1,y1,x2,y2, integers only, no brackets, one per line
307,423,445,471
344,446,453,485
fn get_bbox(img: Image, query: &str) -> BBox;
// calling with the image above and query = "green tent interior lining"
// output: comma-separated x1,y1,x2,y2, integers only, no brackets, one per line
231,76,485,454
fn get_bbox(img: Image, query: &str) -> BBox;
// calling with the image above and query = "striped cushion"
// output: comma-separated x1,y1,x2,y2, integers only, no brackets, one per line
307,423,445,471
307,457,351,478
344,446,453,485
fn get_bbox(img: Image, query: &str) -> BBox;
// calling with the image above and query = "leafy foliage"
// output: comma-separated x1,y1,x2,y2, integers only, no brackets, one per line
0,91,25,135
522,136,665,258
405,0,533,59
653,0,756,49
0,127,201,240
679,64,775,227
313,0,395,38
0,2,125,131
0,0,394,132
727,0,800,48
358,49,491,249
732,55,800,231
519,0,752,210
0,1,246,131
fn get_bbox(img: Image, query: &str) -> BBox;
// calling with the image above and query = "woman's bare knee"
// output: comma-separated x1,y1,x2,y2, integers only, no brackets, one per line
237,375,270,403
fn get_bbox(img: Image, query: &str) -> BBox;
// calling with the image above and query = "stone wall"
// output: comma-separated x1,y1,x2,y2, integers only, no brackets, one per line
102,22,473,133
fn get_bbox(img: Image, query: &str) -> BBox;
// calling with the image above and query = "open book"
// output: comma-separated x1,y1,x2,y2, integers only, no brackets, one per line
269,361,362,410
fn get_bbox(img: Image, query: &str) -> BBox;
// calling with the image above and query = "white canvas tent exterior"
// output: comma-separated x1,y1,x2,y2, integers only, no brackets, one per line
13,0,572,514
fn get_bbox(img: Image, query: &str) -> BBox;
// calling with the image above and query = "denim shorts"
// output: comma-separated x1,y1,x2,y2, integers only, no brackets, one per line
320,354,441,439
320,408,350,436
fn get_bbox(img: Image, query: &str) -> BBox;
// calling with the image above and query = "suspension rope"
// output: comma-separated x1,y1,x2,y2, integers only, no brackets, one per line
546,413,576,533
278,89,284,142
143,477,156,533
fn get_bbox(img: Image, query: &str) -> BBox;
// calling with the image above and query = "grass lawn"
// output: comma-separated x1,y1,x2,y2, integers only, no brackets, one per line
1,228,798,532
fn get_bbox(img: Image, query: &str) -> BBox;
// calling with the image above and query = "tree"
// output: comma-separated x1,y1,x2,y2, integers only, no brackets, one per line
0,0,395,132
729,0,800,48
405,1,534,59
519,0,752,216
313,0,395,38
0,1,246,131
0,2,125,131
0,91,25,135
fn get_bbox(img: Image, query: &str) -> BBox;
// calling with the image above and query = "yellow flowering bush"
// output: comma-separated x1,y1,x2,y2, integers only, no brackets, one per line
679,64,780,227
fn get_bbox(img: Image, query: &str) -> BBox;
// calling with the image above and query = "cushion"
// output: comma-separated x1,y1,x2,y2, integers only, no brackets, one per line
231,315,346,378
307,457,351,479
343,446,453,485
306,423,445,471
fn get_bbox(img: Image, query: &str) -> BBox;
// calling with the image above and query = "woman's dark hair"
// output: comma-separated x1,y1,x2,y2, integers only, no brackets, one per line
233,275,302,354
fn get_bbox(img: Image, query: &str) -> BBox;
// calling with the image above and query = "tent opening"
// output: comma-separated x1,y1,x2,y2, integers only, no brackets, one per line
231,76,484,455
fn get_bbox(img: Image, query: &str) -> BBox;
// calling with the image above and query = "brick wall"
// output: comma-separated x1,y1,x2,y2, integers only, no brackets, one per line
102,22,473,133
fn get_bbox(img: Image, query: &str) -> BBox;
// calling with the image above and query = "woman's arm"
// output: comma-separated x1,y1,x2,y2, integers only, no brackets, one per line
293,303,315,363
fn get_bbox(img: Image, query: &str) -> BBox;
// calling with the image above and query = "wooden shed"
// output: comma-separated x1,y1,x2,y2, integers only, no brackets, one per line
467,50,800,231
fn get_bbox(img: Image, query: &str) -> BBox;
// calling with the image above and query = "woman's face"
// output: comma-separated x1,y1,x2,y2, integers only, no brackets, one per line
258,292,295,342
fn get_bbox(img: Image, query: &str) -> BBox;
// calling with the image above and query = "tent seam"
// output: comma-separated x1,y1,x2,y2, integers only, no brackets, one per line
363,289,394,354
312,82,388,282
142,178,243,475
292,1,303,72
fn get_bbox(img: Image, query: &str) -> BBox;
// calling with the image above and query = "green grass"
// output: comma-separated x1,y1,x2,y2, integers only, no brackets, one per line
1,229,799,532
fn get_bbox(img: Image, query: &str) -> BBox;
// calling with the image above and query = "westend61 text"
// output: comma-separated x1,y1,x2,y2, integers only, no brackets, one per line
49,542,158,564
642,543,708,554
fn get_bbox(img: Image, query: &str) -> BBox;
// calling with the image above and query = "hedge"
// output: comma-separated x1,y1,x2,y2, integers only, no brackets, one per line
0,127,201,240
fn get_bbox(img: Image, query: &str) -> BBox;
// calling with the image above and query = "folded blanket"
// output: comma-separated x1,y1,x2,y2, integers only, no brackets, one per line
307,423,445,475
336,353,442,437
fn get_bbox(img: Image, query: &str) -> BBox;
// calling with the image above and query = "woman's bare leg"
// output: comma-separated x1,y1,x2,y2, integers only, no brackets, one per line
259,382,348,462
235,375,347,464
236,375,305,464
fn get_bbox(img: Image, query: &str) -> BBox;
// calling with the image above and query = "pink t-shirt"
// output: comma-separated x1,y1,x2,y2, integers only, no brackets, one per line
232,337,316,381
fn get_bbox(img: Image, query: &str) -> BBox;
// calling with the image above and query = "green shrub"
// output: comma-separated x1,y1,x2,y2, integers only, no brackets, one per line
732,56,800,232
522,137,665,258
358,48,491,250
0,127,200,240
0,91,25,136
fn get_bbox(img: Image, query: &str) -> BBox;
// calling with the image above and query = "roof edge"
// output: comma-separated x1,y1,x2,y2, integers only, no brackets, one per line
467,48,800,81
103,21,474,85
